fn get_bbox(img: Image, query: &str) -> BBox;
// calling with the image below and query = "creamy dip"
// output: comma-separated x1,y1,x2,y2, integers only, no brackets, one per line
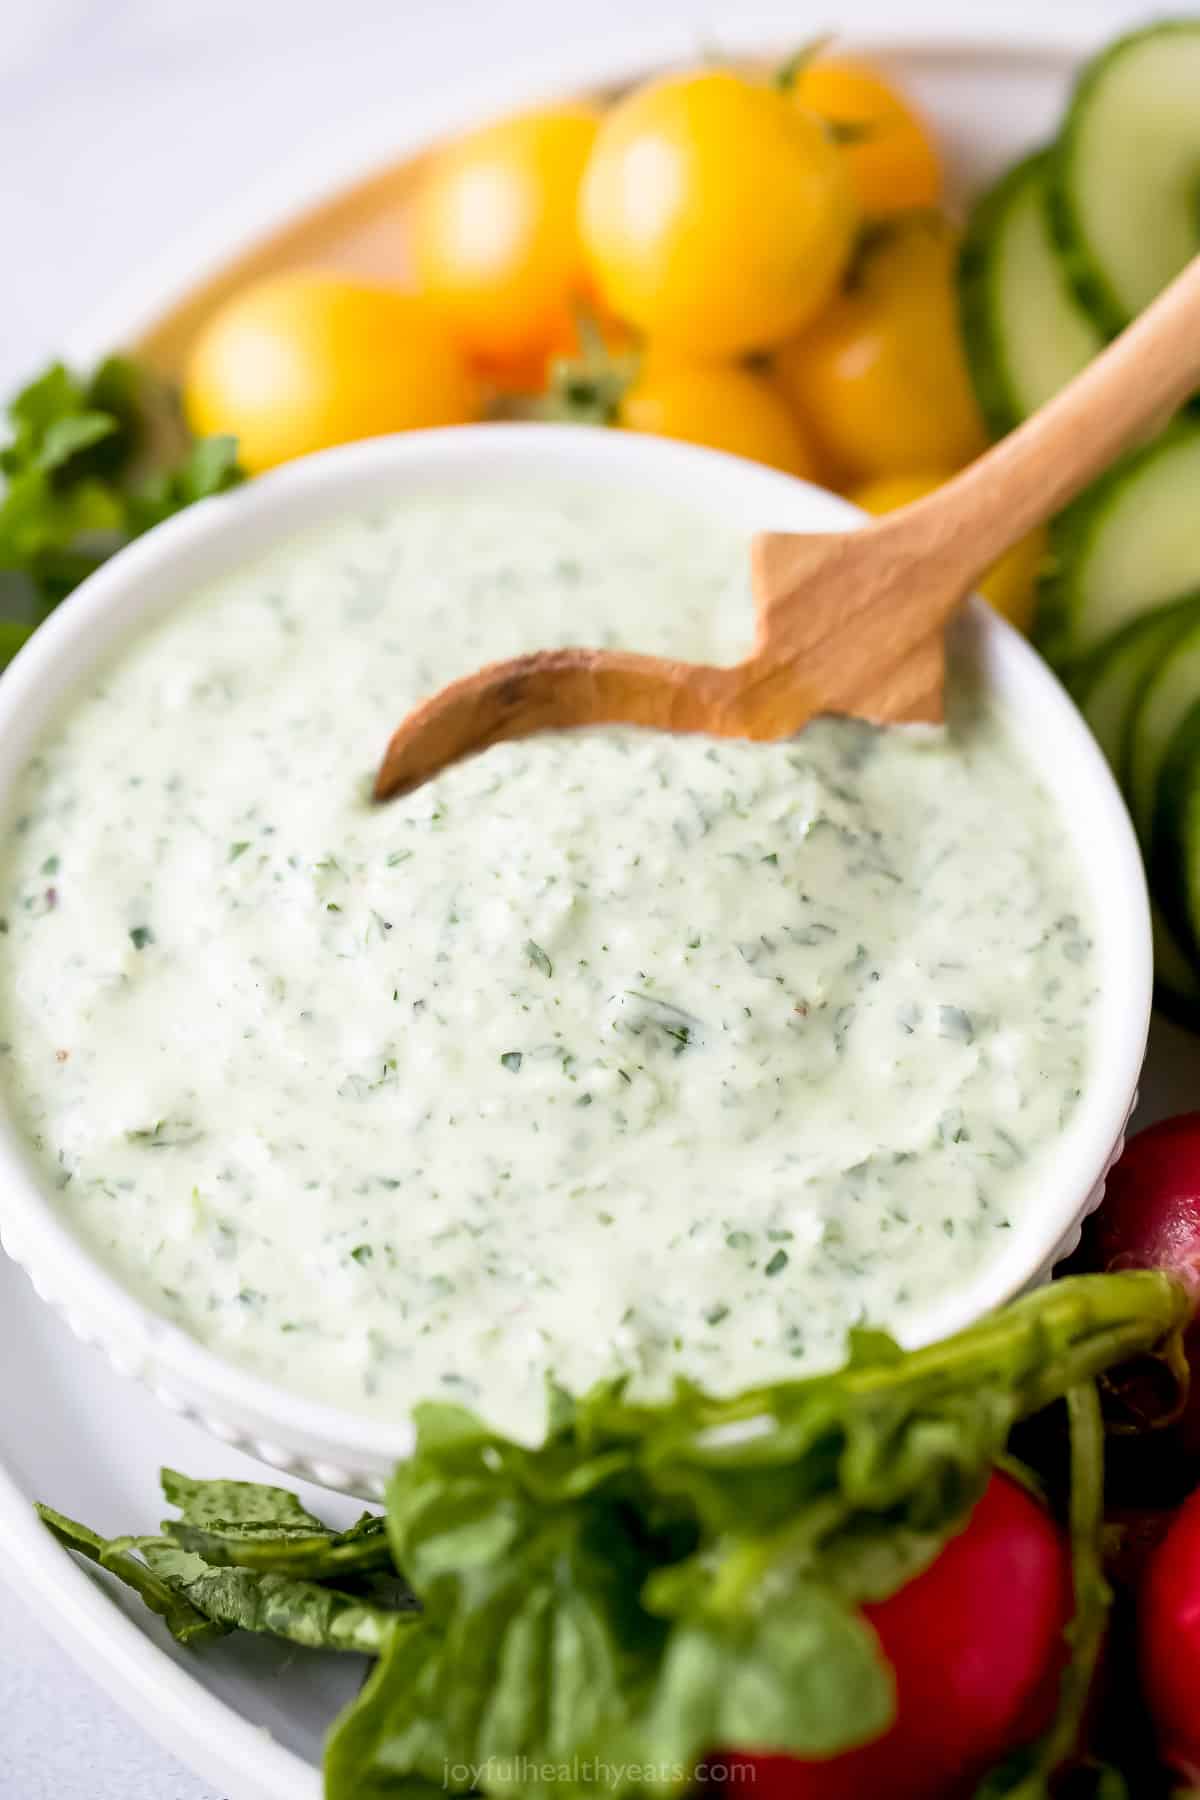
0,483,1097,1441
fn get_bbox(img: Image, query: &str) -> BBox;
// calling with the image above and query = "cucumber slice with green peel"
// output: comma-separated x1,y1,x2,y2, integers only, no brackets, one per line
1036,421,1200,668
1052,20,1200,332
1153,899,1200,1029
959,151,1102,437
1152,700,1200,965
1128,617,1200,844
1072,604,1200,1027
1069,597,1200,780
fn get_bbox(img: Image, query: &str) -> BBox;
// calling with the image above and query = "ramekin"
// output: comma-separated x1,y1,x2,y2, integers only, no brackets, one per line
0,426,1151,1497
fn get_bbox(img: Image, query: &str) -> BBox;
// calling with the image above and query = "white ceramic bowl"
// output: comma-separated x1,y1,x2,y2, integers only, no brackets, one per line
0,424,1151,1497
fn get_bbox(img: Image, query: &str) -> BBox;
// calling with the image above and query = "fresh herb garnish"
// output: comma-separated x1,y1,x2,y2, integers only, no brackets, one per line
161,1468,324,1528
38,1470,412,1655
0,358,243,667
136,1544,402,1655
37,1504,220,1646
129,924,155,950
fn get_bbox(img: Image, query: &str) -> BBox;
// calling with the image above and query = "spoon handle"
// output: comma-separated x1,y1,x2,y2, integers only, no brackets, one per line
867,250,1200,592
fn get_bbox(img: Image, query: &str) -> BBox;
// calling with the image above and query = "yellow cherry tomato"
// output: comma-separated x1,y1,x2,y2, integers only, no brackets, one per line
849,469,1046,634
618,356,819,479
184,273,478,474
791,57,942,214
974,526,1047,636
774,214,987,484
580,69,857,358
412,105,600,376
847,471,947,514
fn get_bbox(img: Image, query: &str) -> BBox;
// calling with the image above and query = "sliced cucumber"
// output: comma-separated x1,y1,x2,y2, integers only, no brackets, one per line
1070,599,1200,779
1152,700,1200,964
1128,616,1200,843
1153,900,1200,1029
959,151,1102,438
1052,21,1200,332
1071,604,1200,1021
1036,421,1200,668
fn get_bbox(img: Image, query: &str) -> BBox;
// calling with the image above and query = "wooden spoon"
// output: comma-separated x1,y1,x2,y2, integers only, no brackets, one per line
374,253,1200,802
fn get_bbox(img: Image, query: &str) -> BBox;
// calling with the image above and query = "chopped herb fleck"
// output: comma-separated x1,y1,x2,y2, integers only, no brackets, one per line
938,1005,975,1044
524,940,553,978
125,1118,200,1149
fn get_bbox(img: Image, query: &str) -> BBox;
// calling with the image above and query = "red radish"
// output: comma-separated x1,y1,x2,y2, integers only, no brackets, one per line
1078,1115,1200,1449
710,1472,1072,1800
1139,1483,1200,1783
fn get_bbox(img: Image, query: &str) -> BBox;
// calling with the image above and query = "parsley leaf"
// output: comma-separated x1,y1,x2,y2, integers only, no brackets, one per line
0,357,244,668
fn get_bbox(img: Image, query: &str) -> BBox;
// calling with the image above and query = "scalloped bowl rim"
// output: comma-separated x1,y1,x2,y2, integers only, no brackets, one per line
0,424,1152,1494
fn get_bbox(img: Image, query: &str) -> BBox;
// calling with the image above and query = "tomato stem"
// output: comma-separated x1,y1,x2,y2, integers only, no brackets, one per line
772,35,836,93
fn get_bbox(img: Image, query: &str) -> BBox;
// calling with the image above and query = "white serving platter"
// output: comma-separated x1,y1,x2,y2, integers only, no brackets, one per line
4,16,1197,1799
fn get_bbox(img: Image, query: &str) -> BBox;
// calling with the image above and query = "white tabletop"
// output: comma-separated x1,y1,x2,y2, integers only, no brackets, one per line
0,1,1159,1795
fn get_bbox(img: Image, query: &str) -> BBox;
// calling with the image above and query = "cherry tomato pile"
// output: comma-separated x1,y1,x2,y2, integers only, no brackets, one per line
182,53,1041,634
